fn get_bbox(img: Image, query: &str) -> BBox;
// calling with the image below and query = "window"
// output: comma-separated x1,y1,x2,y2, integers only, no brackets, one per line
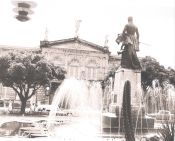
0,100,4,107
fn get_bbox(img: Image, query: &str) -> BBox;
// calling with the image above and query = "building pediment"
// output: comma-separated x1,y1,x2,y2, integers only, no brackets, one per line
40,37,110,54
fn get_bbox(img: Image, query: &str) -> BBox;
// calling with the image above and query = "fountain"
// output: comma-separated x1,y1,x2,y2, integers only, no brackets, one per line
144,79,175,115
47,78,104,139
102,28,155,138
102,68,155,134
46,74,156,140
0,76,175,140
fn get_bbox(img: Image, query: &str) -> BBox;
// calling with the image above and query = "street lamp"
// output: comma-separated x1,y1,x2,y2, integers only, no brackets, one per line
45,84,50,96
44,84,50,104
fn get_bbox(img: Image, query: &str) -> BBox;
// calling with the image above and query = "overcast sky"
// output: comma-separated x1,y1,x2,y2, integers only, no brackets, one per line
0,0,174,68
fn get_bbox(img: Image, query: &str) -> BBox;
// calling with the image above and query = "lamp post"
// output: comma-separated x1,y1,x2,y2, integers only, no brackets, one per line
45,84,50,104
45,85,50,96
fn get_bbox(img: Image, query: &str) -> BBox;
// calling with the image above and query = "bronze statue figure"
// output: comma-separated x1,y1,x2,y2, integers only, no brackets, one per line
116,16,141,70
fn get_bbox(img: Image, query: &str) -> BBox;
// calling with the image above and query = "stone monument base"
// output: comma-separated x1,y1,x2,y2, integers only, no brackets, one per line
114,68,142,107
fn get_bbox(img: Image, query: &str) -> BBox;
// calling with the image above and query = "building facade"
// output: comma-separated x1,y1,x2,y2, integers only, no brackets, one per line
40,37,120,80
0,37,121,104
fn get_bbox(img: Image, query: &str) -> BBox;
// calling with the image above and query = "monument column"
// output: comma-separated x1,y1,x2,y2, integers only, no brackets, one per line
113,68,141,107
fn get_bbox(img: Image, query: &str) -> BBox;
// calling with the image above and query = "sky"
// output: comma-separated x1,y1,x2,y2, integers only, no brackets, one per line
0,0,174,69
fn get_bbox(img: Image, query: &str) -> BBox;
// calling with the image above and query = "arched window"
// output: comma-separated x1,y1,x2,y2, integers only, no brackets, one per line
86,59,99,80
68,58,80,79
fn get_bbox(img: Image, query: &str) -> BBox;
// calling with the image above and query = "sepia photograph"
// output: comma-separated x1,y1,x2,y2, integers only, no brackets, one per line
0,0,174,141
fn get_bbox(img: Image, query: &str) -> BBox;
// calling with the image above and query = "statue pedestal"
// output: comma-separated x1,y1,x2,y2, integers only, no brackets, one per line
114,68,141,107
102,67,155,133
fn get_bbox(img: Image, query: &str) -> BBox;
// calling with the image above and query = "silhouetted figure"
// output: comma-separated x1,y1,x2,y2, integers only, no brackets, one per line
116,16,141,70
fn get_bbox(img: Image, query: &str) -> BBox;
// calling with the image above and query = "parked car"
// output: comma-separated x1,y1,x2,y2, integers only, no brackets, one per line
56,109,74,116
147,110,174,120
35,105,55,113
56,109,79,116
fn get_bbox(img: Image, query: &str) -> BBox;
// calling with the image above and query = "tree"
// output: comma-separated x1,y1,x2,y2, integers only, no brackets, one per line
167,67,175,86
140,56,175,90
101,66,119,90
0,51,66,114
140,56,175,114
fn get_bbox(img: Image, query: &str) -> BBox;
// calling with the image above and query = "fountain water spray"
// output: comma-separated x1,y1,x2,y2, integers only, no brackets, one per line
47,78,103,138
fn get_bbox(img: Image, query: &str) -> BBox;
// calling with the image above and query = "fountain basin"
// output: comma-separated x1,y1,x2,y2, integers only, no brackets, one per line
102,110,155,133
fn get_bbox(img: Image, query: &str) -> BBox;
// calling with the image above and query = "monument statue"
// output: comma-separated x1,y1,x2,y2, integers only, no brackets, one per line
102,17,154,135
116,16,141,70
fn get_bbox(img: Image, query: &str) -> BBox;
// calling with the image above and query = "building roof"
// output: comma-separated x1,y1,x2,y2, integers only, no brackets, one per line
40,37,110,54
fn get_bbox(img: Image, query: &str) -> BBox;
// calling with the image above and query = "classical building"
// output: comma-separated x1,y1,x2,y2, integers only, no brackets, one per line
0,37,121,104
40,37,120,80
